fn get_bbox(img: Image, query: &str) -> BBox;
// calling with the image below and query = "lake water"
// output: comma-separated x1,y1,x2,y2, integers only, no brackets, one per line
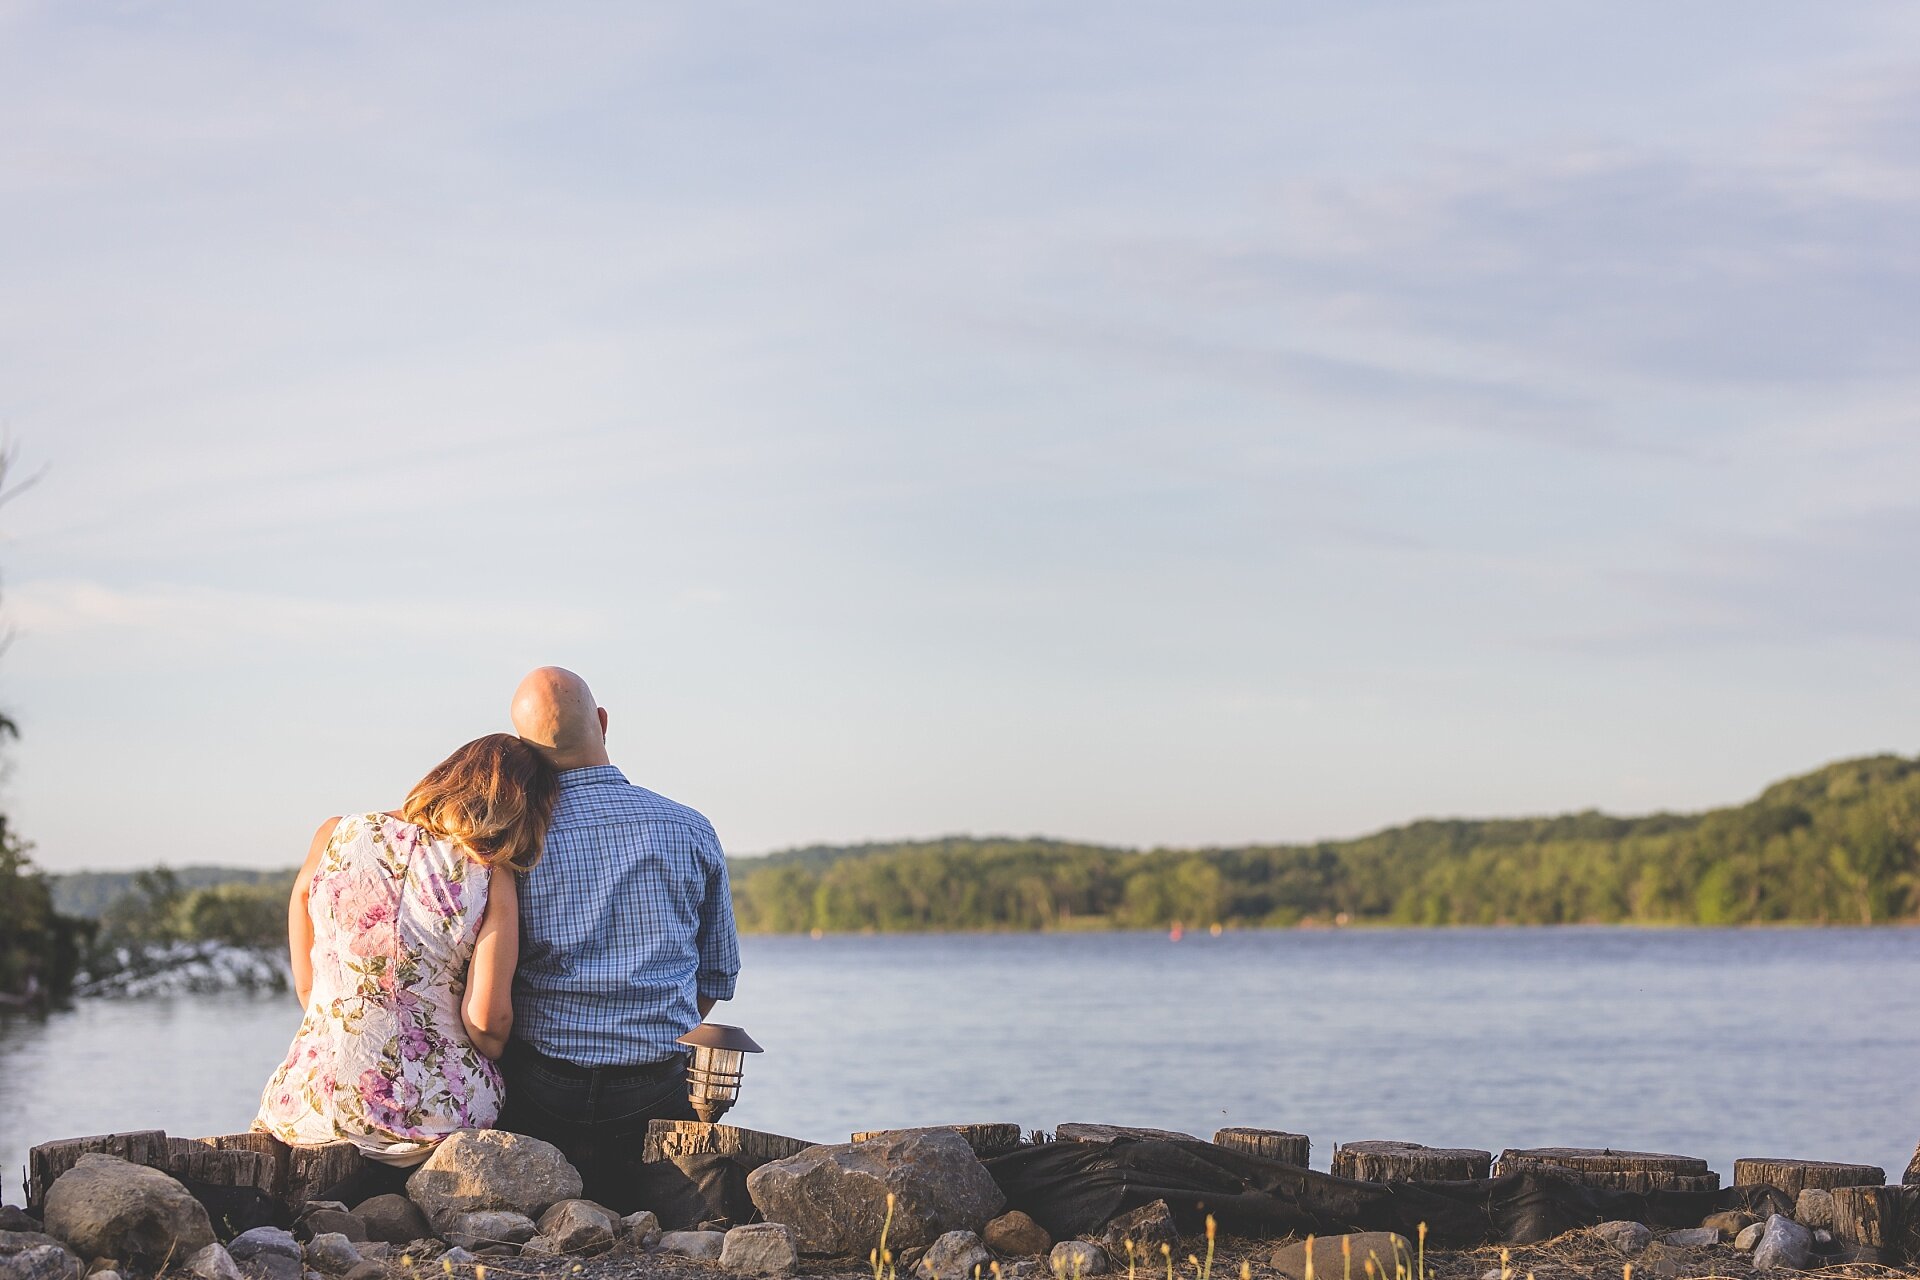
5,928,1920,1204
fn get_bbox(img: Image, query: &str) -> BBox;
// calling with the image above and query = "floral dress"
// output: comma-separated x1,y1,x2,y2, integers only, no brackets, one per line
255,813,503,1165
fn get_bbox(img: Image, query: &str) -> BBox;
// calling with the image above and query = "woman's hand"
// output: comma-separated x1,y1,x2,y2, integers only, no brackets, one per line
289,818,338,1010
462,864,518,1059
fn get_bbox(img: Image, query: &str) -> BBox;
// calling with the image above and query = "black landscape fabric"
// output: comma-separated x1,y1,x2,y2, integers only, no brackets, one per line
984,1140,1791,1246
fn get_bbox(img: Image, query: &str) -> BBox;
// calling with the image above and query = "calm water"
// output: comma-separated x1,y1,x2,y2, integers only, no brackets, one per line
5,928,1919,1203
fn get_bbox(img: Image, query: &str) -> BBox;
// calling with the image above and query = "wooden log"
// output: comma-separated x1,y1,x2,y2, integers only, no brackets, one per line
28,1130,169,1209
200,1132,292,1200
1213,1128,1311,1167
851,1124,1022,1157
1055,1123,1198,1144
1731,1157,1885,1198
1829,1184,1905,1264
284,1141,362,1208
641,1121,816,1165
1498,1147,1718,1192
1332,1141,1491,1182
164,1138,281,1198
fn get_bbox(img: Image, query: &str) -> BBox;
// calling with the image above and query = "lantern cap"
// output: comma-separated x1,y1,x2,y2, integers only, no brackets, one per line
678,1022,763,1053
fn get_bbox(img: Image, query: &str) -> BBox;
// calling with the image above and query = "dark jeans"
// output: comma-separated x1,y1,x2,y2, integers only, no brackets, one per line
495,1039,696,1211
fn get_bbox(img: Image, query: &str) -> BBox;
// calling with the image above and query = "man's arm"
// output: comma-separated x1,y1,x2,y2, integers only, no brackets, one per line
693,834,740,1019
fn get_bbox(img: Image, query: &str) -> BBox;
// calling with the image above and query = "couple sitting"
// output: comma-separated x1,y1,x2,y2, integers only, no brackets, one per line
252,666,740,1206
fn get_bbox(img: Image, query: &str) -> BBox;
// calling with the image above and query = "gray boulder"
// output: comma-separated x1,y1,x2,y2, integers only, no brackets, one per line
535,1200,617,1256
444,1212,536,1253
293,1213,365,1245
1735,1222,1767,1251
303,1235,363,1276
1270,1234,1411,1280
1659,1227,1719,1248
41,1155,214,1266
1100,1202,1177,1258
518,1237,558,1259
187,1244,242,1280
1752,1215,1812,1271
916,1231,989,1280
985,1212,1051,1257
438,1248,478,1267
229,1229,302,1264
1794,1189,1834,1230
405,1131,582,1235
350,1197,433,1246
1590,1222,1652,1254
721,1224,799,1276
0,1235,66,1258
236,1254,302,1280
0,1246,84,1280
623,1211,662,1250
1049,1242,1108,1279
746,1130,1006,1255
657,1231,726,1261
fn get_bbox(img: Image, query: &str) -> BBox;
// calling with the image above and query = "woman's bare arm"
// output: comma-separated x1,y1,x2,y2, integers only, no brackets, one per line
462,865,518,1059
289,818,339,1009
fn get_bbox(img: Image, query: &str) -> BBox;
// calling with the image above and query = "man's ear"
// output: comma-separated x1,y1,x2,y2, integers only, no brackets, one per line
598,706,609,740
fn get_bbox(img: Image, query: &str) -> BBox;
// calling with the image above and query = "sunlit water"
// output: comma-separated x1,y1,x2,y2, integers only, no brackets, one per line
5,928,1919,1204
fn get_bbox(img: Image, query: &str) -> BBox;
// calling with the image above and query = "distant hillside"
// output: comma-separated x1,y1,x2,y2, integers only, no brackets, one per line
47,754,1920,935
729,754,1920,932
51,866,292,918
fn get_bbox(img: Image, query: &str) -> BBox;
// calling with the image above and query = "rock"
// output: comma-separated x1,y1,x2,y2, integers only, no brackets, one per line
187,1244,243,1280
1735,1222,1767,1251
1813,1229,1832,1245
293,1213,366,1245
745,1129,1006,1255
81,1265,114,1279
438,1247,477,1266
350,1197,433,1246
303,1234,363,1275
0,1236,66,1258
1099,1202,1177,1258
623,1211,662,1250
237,1253,303,1280
342,1266,384,1280
897,1247,928,1273
915,1231,988,1280
0,1216,38,1236
405,1131,582,1236
1752,1215,1812,1271
657,1231,726,1261
0,1246,84,1280
722,1224,799,1276
445,1212,536,1254
1631,1244,1695,1278
1049,1242,1107,1278
985,1212,1052,1257
1702,1211,1756,1238
1659,1227,1720,1248
1794,1188,1834,1229
1589,1221,1652,1254
535,1200,617,1256
1270,1234,1413,1280
520,1237,558,1259
41,1154,215,1267
230,1229,302,1263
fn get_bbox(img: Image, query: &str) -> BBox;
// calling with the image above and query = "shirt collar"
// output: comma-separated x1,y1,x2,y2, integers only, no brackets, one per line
556,764,629,789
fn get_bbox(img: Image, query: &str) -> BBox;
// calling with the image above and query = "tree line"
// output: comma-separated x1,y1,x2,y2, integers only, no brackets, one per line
730,754,1920,932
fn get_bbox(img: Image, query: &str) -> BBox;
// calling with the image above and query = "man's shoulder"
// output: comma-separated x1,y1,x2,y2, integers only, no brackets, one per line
556,776,718,842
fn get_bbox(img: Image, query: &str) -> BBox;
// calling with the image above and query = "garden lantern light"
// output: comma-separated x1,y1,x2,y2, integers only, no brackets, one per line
678,1022,764,1122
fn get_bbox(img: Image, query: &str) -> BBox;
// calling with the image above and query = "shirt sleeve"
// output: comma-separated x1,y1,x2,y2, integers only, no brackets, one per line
696,834,741,1001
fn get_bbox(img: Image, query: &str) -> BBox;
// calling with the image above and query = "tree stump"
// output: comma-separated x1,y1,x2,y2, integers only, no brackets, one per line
1214,1128,1311,1167
284,1141,362,1207
1731,1158,1884,1198
852,1124,1022,1157
165,1138,282,1199
1332,1141,1491,1182
1497,1148,1718,1192
28,1130,169,1209
1828,1184,1911,1265
1055,1123,1198,1144
641,1121,815,1165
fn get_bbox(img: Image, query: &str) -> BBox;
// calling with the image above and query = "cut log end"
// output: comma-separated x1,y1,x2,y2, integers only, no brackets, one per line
1732,1158,1885,1198
1332,1141,1491,1183
1214,1128,1311,1167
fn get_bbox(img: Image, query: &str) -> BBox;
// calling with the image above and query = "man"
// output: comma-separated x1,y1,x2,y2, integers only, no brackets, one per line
497,666,740,1203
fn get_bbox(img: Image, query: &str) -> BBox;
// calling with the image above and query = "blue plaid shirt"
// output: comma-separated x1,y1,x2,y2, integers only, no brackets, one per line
512,766,740,1067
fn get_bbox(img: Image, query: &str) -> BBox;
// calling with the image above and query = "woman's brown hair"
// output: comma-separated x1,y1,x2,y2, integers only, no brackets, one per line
403,733,557,871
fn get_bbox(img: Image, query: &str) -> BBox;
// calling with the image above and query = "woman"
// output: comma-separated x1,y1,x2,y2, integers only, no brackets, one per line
254,734,554,1167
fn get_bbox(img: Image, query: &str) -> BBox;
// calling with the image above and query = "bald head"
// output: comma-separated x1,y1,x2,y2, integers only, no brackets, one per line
511,666,611,769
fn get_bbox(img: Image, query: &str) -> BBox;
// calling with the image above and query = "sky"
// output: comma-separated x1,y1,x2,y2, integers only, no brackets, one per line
3,2,1919,871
